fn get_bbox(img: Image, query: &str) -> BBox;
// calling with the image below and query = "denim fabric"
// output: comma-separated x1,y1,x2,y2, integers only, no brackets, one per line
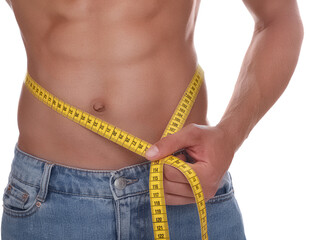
1,143,246,240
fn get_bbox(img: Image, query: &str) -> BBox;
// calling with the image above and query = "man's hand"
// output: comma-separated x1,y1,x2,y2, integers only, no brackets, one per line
145,123,235,205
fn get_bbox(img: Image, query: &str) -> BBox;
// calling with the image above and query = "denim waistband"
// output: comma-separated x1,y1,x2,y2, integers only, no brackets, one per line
11,143,151,200
10,143,232,202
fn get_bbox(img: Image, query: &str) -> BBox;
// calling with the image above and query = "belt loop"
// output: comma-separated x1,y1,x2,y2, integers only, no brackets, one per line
36,163,54,203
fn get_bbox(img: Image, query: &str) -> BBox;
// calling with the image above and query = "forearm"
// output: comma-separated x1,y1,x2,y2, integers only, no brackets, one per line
217,15,304,151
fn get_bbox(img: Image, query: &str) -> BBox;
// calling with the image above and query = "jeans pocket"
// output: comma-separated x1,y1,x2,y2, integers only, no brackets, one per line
206,171,234,204
2,175,40,217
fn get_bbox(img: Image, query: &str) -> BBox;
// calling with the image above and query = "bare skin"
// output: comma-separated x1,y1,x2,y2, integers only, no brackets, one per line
6,0,303,205
9,0,207,170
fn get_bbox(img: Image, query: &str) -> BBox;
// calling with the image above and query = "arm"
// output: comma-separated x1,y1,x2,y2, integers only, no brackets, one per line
145,0,304,205
217,0,304,151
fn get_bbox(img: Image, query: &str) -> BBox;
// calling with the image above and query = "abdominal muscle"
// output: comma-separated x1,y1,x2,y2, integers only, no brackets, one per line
12,0,208,170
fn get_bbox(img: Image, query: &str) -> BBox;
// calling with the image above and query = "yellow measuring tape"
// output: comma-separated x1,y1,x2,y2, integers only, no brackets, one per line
24,65,208,240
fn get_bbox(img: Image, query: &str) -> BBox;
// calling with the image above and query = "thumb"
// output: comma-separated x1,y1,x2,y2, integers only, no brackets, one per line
144,126,194,161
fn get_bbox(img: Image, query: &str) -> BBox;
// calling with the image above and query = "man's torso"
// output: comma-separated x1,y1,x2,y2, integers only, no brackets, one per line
8,0,209,169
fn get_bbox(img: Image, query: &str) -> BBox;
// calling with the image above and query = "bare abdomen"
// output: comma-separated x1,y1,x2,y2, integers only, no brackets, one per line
14,0,207,170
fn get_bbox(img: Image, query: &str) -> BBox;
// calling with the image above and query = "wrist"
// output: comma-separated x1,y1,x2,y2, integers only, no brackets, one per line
215,114,255,153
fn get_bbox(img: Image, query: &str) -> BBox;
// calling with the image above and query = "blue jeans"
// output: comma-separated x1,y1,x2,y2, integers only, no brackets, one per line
1,143,246,240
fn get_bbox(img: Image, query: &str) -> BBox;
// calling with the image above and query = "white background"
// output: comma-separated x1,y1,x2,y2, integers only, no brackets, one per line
0,0,331,239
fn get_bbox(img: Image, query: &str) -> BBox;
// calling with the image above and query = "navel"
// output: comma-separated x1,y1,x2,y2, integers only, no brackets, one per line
92,101,106,112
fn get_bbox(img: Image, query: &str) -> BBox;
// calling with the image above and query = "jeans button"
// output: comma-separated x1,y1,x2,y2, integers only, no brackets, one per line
114,177,127,190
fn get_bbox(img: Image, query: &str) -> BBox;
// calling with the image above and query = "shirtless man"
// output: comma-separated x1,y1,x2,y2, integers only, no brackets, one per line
1,0,303,239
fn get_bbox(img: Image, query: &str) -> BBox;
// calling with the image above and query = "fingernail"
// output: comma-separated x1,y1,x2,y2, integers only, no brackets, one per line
145,145,159,158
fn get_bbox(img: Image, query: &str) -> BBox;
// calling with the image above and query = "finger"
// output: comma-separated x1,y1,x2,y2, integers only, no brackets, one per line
165,194,196,205
163,179,194,198
144,123,198,160
164,165,189,183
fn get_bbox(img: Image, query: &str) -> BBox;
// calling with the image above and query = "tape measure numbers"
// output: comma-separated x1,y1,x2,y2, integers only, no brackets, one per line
24,65,208,240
